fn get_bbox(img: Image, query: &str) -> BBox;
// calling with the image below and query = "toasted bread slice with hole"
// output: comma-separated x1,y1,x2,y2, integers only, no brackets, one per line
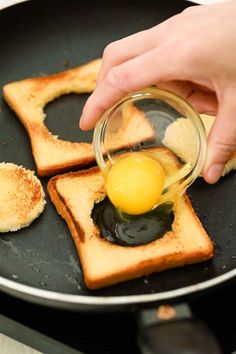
3,59,101,176
3,61,155,176
48,148,213,290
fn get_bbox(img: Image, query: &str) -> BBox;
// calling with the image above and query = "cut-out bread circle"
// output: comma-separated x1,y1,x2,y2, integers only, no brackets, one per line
0,163,45,232
163,114,236,177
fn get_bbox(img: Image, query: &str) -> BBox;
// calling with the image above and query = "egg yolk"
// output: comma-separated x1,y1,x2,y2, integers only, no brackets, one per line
105,153,165,215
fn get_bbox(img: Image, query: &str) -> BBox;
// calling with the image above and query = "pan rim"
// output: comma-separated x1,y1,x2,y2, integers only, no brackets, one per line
0,268,235,307
0,0,235,309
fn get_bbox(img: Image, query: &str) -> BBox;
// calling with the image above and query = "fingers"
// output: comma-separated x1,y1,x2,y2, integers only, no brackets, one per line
97,16,179,86
97,27,157,85
203,89,236,183
187,91,218,115
79,72,128,130
80,45,185,130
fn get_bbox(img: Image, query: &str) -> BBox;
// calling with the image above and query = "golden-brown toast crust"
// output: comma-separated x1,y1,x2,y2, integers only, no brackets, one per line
48,159,213,290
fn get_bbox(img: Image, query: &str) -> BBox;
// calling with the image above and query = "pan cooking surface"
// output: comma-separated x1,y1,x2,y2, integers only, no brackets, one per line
0,0,235,301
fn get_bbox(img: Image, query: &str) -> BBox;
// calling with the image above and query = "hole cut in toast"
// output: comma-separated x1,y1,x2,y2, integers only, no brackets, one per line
48,147,213,290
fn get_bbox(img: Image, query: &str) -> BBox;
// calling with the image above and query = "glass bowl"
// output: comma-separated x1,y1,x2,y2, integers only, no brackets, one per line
93,87,206,206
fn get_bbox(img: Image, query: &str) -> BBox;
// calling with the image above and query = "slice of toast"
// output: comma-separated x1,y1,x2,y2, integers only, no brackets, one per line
3,61,155,176
48,148,213,290
3,59,101,176
163,114,236,176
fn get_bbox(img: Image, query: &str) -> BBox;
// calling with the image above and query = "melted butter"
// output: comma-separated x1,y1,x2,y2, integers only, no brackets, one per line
92,198,174,247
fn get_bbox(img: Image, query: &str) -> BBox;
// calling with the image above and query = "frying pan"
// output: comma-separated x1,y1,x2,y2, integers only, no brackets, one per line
0,0,235,352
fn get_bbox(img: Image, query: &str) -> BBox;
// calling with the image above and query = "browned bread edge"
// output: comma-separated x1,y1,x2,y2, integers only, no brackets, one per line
48,166,213,290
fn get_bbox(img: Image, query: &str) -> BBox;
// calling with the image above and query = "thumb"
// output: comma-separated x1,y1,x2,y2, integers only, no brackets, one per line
203,91,236,184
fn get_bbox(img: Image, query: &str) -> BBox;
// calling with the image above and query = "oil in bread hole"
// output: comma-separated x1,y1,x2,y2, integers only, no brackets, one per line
92,198,174,247
94,148,190,246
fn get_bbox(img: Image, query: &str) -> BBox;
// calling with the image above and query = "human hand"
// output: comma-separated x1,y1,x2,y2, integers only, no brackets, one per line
80,2,236,184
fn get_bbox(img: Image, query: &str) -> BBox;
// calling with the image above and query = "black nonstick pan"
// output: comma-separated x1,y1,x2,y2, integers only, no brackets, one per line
0,0,235,352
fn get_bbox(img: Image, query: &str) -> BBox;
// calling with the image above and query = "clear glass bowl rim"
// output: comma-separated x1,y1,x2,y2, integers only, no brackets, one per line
93,87,207,193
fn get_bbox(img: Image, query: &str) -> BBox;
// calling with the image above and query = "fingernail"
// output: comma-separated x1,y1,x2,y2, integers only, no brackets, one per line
205,163,223,184
79,117,92,131
79,117,84,128
79,113,86,130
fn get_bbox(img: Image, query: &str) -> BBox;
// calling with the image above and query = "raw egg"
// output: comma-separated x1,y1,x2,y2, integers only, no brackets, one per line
105,153,165,215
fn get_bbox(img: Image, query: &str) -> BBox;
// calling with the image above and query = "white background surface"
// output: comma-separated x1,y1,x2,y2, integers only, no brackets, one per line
0,0,229,353
0,333,41,354
0,0,27,10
